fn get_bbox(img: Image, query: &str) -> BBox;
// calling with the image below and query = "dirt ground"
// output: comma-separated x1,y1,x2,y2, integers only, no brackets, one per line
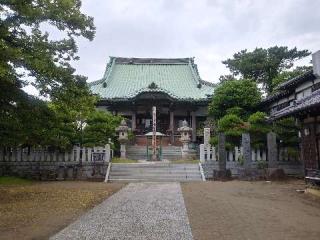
182,180,320,240
0,181,124,240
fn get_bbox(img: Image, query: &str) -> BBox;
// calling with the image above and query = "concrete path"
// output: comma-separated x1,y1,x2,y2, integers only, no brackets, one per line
51,183,193,240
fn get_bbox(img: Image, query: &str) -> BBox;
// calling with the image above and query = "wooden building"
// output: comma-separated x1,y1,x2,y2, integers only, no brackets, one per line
89,57,215,146
261,50,320,174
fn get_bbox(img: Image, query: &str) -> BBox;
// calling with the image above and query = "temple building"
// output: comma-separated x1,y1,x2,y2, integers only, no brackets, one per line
89,57,215,146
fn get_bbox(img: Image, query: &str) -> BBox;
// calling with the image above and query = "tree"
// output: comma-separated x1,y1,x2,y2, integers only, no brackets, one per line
248,111,270,148
218,74,236,83
271,66,312,91
222,46,310,93
272,117,300,159
0,0,95,98
209,79,261,120
0,0,95,147
49,80,97,147
83,110,122,147
213,114,248,148
0,92,56,147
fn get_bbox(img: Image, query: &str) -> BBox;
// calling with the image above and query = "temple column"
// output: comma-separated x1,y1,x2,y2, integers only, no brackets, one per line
170,111,174,144
131,111,136,131
191,111,196,142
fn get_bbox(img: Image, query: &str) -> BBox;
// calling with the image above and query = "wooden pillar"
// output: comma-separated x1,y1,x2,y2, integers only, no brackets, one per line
170,110,174,144
191,111,196,142
132,111,136,131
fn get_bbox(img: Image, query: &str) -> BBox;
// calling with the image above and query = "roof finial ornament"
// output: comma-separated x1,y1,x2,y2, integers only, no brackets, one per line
148,82,158,89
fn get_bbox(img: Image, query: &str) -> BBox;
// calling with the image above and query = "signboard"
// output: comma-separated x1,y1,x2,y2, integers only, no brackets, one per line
204,128,211,146
92,152,105,162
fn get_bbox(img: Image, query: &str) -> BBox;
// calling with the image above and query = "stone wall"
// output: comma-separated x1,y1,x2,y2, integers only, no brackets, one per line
201,161,303,180
0,161,108,181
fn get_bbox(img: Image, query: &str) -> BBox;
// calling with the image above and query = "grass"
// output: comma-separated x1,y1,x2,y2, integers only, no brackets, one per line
111,158,138,163
0,176,33,185
171,159,200,164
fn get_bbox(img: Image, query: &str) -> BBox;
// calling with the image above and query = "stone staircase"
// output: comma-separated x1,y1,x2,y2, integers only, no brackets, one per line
107,163,204,182
126,145,182,160
126,146,147,160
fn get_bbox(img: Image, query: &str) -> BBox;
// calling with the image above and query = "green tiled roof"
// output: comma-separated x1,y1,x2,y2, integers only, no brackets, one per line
89,57,215,102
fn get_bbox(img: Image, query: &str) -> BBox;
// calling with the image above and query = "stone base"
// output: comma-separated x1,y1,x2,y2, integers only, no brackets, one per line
213,169,232,180
181,149,197,160
237,168,267,180
267,168,286,180
0,162,108,181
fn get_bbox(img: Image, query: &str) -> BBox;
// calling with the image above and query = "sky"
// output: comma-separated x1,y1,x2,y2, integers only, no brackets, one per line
24,0,320,94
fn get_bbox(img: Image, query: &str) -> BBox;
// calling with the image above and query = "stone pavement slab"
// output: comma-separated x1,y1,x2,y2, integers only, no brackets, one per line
51,182,193,240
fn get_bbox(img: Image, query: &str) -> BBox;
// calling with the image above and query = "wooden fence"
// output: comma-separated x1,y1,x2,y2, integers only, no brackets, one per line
0,145,112,163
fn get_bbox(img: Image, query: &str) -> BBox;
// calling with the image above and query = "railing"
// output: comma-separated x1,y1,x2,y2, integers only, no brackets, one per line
200,144,267,163
0,145,111,163
200,144,299,164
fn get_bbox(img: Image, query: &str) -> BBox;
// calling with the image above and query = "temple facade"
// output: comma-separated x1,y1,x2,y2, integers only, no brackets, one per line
89,57,215,146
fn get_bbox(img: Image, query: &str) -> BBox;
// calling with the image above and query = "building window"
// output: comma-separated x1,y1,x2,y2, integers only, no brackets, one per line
297,91,304,100
276,101,290,111
304,88,312,97
297,88,312,100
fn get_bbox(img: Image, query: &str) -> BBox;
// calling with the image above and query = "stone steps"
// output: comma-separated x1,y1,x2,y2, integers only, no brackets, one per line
126,146,182,160
107,163,203,182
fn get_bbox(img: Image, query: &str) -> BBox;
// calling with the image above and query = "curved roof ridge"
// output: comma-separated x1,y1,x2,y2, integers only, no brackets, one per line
188,58,201,85
278,70,314,90
87,79,104,87
111,57,192,64
127,86,179,99
102,57,116,83
200,79,216,87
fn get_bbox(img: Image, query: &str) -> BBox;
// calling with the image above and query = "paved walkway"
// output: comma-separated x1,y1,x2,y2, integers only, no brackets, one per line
51,183,193,240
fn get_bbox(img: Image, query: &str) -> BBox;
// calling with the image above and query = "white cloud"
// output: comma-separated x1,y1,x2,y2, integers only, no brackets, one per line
32,0,320,91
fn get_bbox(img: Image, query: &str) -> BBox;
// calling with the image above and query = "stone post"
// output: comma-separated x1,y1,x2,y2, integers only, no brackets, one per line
267,132,278,168
242,133,251,169
120,144,126,159
218,132,226,173
199,144,205,163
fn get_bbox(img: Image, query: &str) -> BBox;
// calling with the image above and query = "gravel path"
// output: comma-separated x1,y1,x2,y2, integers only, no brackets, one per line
51,182,193,240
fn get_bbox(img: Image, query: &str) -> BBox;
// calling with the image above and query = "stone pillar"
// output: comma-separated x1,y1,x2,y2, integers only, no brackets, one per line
120,144,126,159
218,133,226,173
191,112,196,142
131,112,136,131
200,144,205,163
169,111,174,144
267,132,278,168
242,133,251,169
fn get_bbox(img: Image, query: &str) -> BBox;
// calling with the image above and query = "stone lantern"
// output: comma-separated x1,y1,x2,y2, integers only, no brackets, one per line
178,120,192,158
116,119,130,158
